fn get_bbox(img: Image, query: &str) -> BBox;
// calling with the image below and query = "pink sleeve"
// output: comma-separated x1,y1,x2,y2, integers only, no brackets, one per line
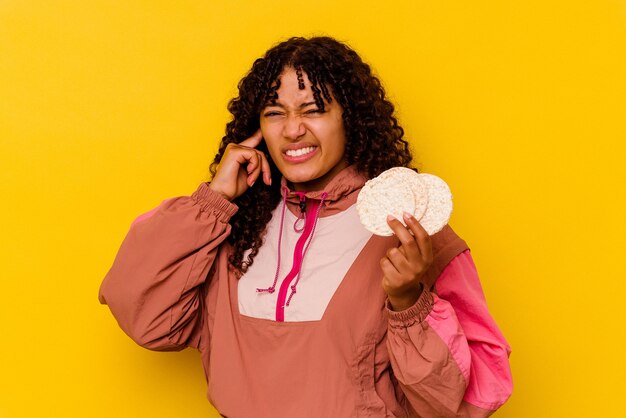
386,250,513,417
98,183,238,351
435,249,513,412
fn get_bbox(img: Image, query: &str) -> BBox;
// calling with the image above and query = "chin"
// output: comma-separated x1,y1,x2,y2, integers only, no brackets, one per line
284,172,318,184
282,167,322,184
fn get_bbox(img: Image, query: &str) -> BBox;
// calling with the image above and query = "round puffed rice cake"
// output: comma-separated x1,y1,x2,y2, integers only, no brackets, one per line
357,167,452,236
416,173,453,235
356,167,428,236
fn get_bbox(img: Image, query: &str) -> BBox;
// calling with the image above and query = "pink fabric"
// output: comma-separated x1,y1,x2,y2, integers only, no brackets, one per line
284,194,326,307
425,294,471,383
435,250,513,410
275,199,321,321
239,204,373,322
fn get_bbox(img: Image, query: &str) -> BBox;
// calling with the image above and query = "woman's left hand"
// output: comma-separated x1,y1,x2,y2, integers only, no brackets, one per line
380,212,433,311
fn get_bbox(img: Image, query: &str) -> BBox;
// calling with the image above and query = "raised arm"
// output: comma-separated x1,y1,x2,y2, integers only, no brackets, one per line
98,183,238,351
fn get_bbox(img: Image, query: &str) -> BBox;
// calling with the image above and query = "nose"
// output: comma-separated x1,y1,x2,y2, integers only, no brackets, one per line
282,114,306,140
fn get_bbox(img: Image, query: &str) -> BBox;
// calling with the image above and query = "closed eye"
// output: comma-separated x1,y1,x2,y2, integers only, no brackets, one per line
263,109,325,117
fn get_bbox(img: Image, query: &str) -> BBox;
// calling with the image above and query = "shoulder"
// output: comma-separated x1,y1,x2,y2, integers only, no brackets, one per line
423,225,470,290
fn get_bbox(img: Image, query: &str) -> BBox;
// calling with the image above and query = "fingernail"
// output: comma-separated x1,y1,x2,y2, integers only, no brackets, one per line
403,211,412,220
387,215,395,222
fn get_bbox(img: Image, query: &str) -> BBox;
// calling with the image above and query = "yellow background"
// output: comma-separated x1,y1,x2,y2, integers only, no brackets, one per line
1,1,625,417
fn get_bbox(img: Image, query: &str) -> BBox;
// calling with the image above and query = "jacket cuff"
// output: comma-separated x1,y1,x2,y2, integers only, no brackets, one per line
191,182,239,220
386,288,434,329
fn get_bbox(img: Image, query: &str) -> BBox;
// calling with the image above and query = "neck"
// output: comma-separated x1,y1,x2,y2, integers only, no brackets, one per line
288,161,351,192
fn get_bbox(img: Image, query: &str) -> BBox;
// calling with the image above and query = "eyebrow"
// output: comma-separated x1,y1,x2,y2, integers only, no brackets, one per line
264,101,318,109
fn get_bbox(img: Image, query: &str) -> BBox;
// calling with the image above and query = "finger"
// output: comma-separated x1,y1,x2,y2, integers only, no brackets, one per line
386,247,412,276
238,128,264,149
386,215,421,260
246,150,271,187
246,151,263,186
380,256,402,283
230,148,259,186
402,212,433,263
258,151,272,185
220,143,255,177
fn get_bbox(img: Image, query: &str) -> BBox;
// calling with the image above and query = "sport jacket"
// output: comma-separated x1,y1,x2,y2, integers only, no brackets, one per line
98,164,513,417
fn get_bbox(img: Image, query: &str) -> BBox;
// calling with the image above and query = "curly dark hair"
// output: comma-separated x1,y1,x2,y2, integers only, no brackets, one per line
209,36,416,275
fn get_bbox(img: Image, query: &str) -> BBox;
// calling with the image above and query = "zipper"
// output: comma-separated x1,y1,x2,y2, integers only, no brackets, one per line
274,198,321,322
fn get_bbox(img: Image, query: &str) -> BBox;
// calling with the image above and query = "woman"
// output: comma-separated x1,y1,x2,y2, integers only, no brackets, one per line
99,36,513,417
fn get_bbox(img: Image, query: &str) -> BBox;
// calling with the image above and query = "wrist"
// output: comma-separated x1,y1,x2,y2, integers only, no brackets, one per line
387,283,424,312
386,287,434,328
191,182,239,219
208,182,233,202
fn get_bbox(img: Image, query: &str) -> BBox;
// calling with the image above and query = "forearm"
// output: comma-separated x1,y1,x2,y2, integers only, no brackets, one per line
387,291,470,417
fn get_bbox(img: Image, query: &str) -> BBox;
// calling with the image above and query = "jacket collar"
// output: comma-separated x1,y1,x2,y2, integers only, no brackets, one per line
280,164,368,217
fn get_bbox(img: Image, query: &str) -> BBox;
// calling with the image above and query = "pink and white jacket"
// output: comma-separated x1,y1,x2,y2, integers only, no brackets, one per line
98,164,513,417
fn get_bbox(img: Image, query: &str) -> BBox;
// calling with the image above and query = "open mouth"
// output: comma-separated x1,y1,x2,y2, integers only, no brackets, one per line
285,146,317,157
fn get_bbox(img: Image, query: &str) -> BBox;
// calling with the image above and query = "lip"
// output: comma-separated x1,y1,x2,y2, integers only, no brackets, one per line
282,145,319,163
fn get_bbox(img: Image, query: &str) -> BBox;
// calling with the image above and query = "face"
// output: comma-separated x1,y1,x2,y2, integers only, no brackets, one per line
260,67,349,192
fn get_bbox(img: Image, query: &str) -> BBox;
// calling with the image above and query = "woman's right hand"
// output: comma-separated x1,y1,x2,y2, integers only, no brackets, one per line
209,129,272,201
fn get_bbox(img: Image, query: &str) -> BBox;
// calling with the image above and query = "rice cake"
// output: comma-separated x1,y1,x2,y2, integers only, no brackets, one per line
416,173,453,235
356,178,415,236
357,167,452,236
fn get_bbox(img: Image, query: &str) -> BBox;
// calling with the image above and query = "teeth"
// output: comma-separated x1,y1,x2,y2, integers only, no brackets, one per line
286,146,315,157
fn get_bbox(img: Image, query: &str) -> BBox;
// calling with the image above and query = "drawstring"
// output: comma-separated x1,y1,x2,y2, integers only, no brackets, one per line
255,187,329,308
285,191,327,306
255,185,290,294
293,192,307,232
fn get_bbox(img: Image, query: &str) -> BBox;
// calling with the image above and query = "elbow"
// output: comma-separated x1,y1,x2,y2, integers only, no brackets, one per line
98,284,108,304
123,314,183,352
464,348,514,412
124,321,186,352
125,306,201,352
132,334,186,352
100,297,181,351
